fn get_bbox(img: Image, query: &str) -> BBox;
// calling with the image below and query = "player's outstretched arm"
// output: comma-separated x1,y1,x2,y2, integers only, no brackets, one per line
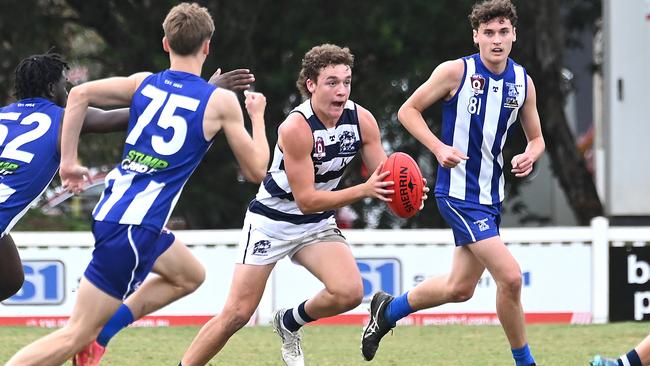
398,60,469,169
209,88,269,183
511,74,545,178
60,73,147,193
81,107,130,134
280,114,393,214
208,68,255,92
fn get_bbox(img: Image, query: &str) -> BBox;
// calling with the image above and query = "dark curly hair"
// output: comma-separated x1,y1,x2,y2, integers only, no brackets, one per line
296,44,354,100
13,52,69,100
468,0,518,30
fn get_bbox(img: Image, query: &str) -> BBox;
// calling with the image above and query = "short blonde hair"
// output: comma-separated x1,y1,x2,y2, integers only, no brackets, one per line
162,2,215,55
296,44,355,99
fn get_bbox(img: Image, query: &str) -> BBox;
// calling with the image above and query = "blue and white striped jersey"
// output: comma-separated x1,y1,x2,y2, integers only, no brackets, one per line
0,98,62,236
93,70,216,232
247,99,362,239
435,54,527,205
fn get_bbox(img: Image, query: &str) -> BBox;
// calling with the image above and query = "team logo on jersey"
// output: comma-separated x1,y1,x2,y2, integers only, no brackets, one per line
252,240,271,256
505,82,520,98
0,161,19,176
313,137,326,160
338,130,357,153
504,82,521,108
474,218,490,232
470,74,486,95
121,149,169,174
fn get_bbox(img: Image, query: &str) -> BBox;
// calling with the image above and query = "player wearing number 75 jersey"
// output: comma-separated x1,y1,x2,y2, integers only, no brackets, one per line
6,3,269,366
0,52,130,303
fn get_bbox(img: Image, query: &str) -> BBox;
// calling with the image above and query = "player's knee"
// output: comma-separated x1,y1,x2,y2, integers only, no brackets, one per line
497,271,522,297
223,305,255,331
186,264,206,292
448,283,475,303
330,281,363,310
175,263,205,294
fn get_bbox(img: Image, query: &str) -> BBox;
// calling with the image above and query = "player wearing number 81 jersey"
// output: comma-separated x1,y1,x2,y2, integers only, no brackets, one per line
436,53,527,205
361,1,545,365
6,3,270,366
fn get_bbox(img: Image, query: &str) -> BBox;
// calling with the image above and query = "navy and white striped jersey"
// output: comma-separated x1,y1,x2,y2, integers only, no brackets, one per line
247,99,362,239
93,70,216,232
435,54,527,205
0,98,62,236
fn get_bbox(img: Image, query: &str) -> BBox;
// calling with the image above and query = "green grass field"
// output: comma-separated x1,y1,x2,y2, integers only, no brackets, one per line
0,322,645,365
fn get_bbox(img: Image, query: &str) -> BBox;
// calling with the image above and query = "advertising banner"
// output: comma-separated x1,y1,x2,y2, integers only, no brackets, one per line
1,237,592,326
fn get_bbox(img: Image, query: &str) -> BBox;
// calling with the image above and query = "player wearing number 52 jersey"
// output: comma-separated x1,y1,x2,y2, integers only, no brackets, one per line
6,3,270,366
0,52,130,303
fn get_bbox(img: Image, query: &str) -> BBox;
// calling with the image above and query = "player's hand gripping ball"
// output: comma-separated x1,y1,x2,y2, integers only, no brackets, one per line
381,152,424,218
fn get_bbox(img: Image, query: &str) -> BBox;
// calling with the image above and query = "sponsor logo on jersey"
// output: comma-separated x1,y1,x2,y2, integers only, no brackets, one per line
121,149,169,174
313,136,326,160
0,161,19,175
504,97,519,109
338,130,357,153
470,74,486,95
252,240,271,256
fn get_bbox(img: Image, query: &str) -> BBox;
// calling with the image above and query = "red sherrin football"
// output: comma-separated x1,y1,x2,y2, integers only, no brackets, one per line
381,152,423,218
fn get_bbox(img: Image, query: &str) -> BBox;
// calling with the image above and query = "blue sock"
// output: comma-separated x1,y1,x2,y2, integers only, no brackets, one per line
511,343,535,366
385,292,413,325
620,349,641,366
97,304,134,347
282,300,315,332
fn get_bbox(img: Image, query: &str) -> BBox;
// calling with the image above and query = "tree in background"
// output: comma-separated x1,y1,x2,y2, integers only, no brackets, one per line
1,0,602,228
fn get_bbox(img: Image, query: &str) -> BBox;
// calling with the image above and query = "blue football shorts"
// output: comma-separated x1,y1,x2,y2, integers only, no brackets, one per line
84,220,175,300
436,196,502,246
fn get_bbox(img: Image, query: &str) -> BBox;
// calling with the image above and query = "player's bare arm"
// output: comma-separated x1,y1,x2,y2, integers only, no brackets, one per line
398,60,469,169
208,88,269,183
511,74,545,178
81,107,130,134
60,72,148,194
279,113,392,214
56,107,131,155
357,106,388,172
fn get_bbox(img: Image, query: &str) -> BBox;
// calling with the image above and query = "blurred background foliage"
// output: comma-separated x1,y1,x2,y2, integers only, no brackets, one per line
1,0,602,230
